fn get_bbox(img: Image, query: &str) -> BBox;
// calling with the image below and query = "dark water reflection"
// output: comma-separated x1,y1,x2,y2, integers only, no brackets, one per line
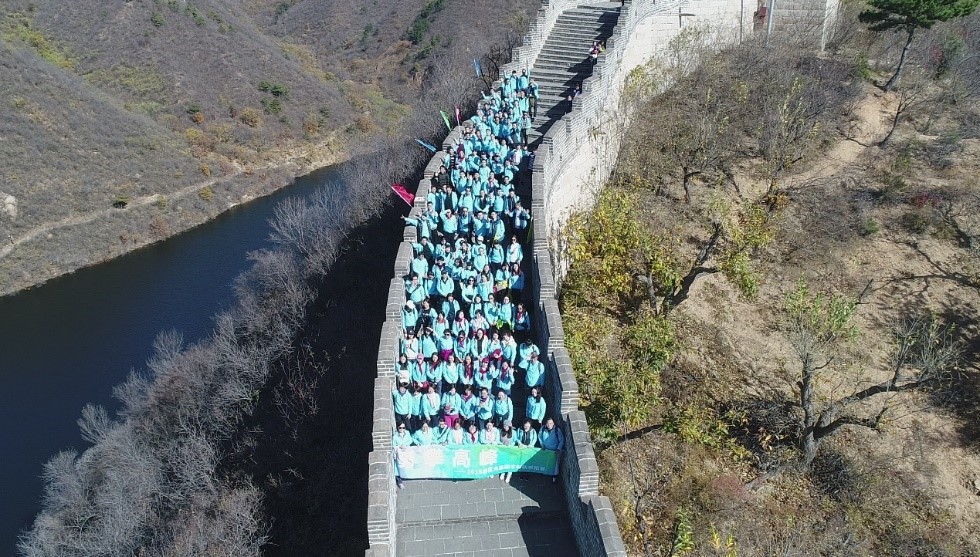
0,165,341,553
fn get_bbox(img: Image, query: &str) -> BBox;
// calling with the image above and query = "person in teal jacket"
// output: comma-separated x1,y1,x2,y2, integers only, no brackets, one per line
476,387,494,429
440,353,460,388
425,354,443,390
410,251,429,278
392,384,413,427
459,385,478,426
464,422,480,445
474,357,496,391
497,296,515,330
526,387,547,429
492,390,514,427
402,300,419,334
479,421,501,445
496,361,516,396
420,328,438,359
515,420,538,448
393,423,414,447
421,384,442,425
433,417,451,444
445,420,467,445
440,384,462,424
539,418,565,451
518,341,540,370
410,389,425,430
405,275,426,306
413,421,437,446
525,352,545,389
437,327,454,354
436,271,455,300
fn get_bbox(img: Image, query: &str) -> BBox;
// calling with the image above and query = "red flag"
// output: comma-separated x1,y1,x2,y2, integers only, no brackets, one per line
391,183,414,207
454,106,461,126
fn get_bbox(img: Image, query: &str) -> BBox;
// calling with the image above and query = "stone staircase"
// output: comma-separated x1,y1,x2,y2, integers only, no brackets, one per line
528,2,623,145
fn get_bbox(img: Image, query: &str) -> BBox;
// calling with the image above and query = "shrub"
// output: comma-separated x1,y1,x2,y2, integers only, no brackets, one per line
151,12,164,27
198,185,214,202
258,81,289,98
239,108,261,127
859,219,880,236
260,97,282,115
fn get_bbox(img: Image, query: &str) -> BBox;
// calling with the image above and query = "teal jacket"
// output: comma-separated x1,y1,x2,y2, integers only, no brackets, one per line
433,424,451,444
392,389,413,416
525,359,545,388
539,425,565,451
493,396,514,423
393,430,414,447
514,427,538,448
460,394,479,420
440,391,462,415
413,427,438,446
526,395,547,422
476,396,494,420
421,392,442,421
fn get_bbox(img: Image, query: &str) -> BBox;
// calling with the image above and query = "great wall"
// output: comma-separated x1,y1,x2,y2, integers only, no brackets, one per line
365,1,838,555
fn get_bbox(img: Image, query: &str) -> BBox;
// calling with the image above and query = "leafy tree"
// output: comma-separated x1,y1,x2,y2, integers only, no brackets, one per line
860,0,980,90
786,277,960,467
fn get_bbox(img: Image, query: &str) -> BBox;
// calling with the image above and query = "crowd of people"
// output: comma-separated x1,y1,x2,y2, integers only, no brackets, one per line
391,68,566,483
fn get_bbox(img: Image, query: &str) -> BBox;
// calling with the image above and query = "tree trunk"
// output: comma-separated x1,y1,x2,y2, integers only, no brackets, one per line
682,167,693,203
884,28,915,92
799,355,819,467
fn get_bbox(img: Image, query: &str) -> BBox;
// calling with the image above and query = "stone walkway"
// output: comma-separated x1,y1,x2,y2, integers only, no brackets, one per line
393,4,625,556
395,475,577,557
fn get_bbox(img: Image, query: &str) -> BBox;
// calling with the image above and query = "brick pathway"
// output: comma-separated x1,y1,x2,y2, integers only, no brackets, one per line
395,475,577,557
392,4,625,556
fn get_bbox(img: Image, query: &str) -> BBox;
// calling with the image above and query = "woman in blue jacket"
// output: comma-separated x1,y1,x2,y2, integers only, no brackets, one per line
393,423,414,447
477,271,494,302
493,390,514,427
421,384,442,425
437,326,454,356
425,354,443,393
526,386,547,429
525,352,545,389
412,421,437,446
392,384,413,427
496,361,516,396
474,357,497,392
460,277,477,307
440,384,462,428
401,300,419,334
445,420,467,446
410,389,425,431
475,387,494,429
440,353,460,388
515,420,538,448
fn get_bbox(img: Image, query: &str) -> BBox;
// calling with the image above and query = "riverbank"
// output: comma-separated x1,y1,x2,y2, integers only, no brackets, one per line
0,138,347,297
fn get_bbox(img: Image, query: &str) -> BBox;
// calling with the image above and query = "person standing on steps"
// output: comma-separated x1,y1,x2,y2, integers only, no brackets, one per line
539,417,566,482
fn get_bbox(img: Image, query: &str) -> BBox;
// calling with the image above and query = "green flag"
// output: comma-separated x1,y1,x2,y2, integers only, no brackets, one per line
440,110,452,131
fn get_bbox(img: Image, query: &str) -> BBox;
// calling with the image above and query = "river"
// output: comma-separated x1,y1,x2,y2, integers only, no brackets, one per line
0,165,341,554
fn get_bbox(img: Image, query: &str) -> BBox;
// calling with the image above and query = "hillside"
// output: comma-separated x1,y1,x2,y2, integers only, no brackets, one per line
560,16,980,555
0,0,533,295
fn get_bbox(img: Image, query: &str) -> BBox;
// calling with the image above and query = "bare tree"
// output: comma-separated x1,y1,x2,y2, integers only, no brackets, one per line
786,278,960,467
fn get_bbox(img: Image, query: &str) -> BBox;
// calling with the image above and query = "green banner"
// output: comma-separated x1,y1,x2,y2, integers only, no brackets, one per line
394,445,558,479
